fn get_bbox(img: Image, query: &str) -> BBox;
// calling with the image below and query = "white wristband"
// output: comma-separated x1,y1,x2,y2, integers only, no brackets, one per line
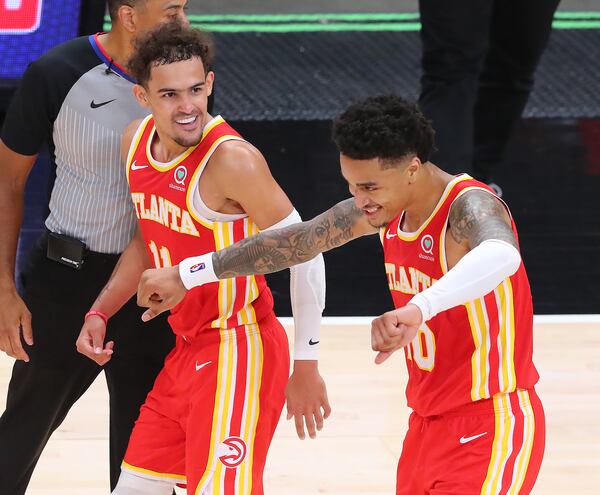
178,253,218,290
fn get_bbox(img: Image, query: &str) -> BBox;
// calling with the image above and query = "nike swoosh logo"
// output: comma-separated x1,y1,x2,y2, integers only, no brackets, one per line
385,230,397,239
131,161,148,171
459,432,488,444
195,360,212,372
308,338,319,346
90,99,116,109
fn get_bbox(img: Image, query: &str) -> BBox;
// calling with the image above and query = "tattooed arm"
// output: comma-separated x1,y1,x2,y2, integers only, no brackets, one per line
448,189,517,250
137,199,376,320
213,198,376,278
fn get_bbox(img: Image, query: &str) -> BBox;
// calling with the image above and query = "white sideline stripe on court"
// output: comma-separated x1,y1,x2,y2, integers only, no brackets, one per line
532,314,600,324
278,315,600,327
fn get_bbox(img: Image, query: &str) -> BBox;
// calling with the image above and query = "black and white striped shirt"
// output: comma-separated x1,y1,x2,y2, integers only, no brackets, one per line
1,34,149,254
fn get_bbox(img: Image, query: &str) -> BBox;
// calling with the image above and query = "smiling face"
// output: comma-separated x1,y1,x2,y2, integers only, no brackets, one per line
135,57,214,151
340,154,419,228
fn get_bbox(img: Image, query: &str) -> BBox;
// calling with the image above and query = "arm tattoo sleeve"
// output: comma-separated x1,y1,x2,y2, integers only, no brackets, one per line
214,198,367,279
448,190,518,249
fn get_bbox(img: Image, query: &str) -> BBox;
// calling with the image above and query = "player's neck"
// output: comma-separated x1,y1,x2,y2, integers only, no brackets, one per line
402,165,454,231
98,29,135,72
150,134,189,163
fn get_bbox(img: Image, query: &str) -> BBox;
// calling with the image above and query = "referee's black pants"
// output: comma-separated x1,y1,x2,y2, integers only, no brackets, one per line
0,234,175,494
418,0,560,182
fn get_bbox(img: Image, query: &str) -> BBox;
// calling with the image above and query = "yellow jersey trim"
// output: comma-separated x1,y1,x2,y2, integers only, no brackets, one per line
125,115,153,185
396,174,472,241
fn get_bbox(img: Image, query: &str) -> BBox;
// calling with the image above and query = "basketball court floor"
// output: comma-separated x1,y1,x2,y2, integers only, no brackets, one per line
1,318,597,494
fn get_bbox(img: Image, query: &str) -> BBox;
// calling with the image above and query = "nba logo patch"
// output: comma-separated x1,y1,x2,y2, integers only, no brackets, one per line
190,263,205,273
0,0,43,34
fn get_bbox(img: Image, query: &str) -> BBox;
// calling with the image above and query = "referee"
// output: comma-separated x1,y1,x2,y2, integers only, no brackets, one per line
0,2,190,493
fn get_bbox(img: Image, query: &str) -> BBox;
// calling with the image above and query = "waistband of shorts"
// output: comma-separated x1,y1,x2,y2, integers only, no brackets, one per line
425,388,540,419
177,311,282,345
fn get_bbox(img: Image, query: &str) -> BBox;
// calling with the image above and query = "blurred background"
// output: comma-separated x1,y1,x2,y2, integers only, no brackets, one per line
1,0,599,315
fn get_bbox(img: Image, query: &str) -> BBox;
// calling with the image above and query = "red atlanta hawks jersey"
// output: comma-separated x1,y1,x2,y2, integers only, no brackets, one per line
381,175,539,416
126,115,274,338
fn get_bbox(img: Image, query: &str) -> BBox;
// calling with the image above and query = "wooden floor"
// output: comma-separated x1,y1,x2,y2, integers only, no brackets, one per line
0,319,598,494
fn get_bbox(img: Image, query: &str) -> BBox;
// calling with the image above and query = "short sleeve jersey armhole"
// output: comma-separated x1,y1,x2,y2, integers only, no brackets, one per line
0,36,102,156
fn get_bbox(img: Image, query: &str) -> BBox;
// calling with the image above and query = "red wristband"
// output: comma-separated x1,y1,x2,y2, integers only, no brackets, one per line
84,310,108,325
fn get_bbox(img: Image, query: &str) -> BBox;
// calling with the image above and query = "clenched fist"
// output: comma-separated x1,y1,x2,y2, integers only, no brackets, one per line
371,304,423,364
137,266,187,321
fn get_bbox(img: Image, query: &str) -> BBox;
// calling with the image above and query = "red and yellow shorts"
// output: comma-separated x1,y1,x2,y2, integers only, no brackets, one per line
397,388,545,495
122,313,289,495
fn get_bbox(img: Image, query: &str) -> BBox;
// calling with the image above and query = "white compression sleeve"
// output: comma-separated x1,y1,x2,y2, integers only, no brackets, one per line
264,209,325,360
409,239,521,323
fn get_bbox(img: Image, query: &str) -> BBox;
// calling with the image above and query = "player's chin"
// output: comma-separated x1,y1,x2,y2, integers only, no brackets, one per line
174,133,202,148
365,211,391,229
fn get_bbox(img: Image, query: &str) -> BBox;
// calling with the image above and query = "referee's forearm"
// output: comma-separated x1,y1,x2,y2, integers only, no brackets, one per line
0,140,38,288
0,182,24,288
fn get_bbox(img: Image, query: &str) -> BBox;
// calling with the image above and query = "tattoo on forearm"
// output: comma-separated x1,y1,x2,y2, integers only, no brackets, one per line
449,190,517,248
214,199,364,278
94,257,123,305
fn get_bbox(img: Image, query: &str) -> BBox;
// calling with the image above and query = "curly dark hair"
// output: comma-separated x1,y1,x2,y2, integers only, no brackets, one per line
332,95,436,167
128,22,214,87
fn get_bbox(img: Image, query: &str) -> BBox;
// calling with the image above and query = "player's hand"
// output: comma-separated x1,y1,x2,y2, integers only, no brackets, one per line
371,304,423,365
75,315,114,366
285,360,331,440
0,282,33,362
137,266,186,321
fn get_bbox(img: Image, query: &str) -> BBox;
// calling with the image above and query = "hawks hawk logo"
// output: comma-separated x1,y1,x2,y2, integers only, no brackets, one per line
218,436,247,468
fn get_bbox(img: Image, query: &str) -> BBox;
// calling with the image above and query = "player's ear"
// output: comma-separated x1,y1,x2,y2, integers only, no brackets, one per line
205,71,215,97
133,84,150,108
406,156,421,184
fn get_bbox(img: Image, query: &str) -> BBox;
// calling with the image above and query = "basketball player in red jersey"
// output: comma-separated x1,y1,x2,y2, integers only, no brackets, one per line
140,95,546,494
75,24,330,495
